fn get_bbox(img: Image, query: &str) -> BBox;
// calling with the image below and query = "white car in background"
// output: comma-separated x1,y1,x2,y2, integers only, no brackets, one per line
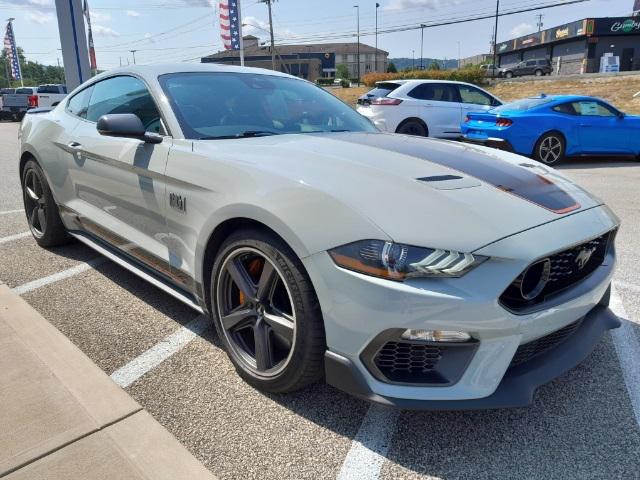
357,80,502,138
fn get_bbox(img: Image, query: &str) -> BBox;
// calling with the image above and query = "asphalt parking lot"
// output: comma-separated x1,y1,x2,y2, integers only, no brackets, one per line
1,121,639,479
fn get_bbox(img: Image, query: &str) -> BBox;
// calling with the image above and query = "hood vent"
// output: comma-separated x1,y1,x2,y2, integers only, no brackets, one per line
417,175,463,182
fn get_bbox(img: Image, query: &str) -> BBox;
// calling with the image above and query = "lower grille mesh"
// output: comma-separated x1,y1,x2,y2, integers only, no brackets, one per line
374,342,442,383
509,319,583,368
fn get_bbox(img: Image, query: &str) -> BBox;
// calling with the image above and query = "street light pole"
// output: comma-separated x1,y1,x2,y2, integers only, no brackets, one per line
420,24,425,70
412,49,415,70
375,2,380,72
492,0,499,78
264,0,276,71
354,5,360,85
457,41,461,69
130,49,137,65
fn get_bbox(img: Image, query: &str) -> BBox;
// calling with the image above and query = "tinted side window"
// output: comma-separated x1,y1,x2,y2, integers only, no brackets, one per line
408,83,457,102
38,85,59,94
526,61,537,67
458,85,494,106
86,76,161,132
66,86,93,119
553,103,578,115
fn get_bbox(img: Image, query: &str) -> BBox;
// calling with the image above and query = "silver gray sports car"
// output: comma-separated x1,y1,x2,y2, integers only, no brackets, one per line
19,64,620,409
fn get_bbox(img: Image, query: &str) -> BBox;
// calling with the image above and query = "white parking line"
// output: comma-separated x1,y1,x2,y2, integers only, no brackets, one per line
0,232,30,244
0,209,23,215
610,287,640,427
110,315,210,388
615,280,640,294
13,258,107,295
337,404,399,480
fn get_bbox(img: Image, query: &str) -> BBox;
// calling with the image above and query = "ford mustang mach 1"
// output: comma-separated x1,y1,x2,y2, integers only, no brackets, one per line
18,65,620,409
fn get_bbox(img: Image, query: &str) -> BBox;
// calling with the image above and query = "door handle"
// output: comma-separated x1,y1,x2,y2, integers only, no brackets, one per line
67,142,83,151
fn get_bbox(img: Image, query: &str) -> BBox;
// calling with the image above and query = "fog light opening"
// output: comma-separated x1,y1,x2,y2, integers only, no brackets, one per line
401,329,471,343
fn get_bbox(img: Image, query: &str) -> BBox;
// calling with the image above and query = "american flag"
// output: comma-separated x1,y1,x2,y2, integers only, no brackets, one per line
219,0,243,50
83,0,97,71
3,21,22,81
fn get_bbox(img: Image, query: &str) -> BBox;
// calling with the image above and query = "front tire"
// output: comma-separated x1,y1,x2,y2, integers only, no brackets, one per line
211,228,326,393
534,132,566,165
535,69,543,77
505,71,514,79
21,160,70,247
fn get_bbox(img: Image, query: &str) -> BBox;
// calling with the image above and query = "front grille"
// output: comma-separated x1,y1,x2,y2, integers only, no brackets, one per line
374,342,442,383
500,231,613,311
509,319,583,368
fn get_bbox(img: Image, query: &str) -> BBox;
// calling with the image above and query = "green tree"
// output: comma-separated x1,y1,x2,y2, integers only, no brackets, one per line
428,61,441,71
336,63,349,80
1,47,65,88
387,61,398,73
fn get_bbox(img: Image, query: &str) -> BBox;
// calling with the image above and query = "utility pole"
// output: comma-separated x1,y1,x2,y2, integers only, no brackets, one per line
536,13,544,32
412,49,415,70
420,24,426,70
492,0,499,78
354,5,360,85
119,56,122,67
130,49,137,64
457,41,461,69
261,0,277,71
375,2,380,72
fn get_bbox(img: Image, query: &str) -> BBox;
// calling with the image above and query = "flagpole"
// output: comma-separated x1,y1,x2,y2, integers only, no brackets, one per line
237,0,245,66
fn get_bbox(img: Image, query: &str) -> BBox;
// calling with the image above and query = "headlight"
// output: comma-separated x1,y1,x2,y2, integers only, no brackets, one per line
328,240,487,281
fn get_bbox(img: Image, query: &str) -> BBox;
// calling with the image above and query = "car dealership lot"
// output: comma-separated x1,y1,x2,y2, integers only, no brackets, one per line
1,121,640,479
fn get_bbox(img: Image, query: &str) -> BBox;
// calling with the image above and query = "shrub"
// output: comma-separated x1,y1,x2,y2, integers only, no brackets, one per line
362,67,486,87
316,78,334,86
340,79,350,88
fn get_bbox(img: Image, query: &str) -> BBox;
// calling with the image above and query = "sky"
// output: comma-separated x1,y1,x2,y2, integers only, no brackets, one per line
1,0,636,69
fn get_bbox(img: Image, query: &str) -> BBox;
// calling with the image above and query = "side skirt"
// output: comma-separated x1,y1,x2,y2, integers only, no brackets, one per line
70,232,205,314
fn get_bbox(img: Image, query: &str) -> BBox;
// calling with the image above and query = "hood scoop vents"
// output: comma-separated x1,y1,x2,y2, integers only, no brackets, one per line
416,175,481,191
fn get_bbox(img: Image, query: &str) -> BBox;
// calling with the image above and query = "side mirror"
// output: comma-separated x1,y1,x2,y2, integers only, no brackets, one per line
97,114,163,144
617,111,626,119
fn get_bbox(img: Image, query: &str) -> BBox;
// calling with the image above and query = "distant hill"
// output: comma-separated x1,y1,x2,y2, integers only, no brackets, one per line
388,57,459,71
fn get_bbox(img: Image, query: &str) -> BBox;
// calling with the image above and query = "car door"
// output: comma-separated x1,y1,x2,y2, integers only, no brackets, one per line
408,83,462,137
571,100,630,154
457,84,499,124
67,75,175,279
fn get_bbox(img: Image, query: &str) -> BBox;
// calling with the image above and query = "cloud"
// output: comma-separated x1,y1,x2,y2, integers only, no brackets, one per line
91,11,111,22
126,10,140,17
93,25,121,37
26,11,54,24
241,16,269,37
510,22,534,37
385,0,463,10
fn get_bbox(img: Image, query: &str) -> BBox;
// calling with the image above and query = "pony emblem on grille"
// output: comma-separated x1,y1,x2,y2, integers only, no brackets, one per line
575,247,597,270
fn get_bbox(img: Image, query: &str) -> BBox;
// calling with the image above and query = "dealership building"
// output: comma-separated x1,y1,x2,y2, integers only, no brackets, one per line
202,36,388,82
496,17,640,75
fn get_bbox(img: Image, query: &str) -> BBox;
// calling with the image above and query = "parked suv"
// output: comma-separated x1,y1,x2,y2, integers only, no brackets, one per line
501,59,552,78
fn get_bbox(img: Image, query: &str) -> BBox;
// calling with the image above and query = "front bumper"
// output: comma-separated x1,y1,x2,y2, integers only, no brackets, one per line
325,300,619,410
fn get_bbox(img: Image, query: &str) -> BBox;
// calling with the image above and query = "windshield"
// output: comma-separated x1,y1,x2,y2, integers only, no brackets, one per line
493,97,554,112
159,72,376,140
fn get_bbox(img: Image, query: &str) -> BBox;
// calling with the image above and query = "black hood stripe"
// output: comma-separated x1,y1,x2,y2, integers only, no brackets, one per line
337,134,580,214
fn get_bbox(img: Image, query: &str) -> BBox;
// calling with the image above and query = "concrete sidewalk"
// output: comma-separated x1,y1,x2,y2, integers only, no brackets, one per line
0,281,215,479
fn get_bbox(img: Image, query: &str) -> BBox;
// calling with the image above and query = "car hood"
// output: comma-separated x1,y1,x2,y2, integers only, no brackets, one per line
194,132,602,253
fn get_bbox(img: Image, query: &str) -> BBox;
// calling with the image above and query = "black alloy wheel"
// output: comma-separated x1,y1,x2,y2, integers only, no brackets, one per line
212,229,325,393
21,160,70,247
397,120,428,137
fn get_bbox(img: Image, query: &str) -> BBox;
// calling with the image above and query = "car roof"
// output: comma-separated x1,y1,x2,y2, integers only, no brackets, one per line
89,63,296,83
374,79,478,87
527,94,601,103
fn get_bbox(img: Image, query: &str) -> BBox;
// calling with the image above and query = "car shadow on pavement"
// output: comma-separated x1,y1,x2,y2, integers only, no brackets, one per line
557,157,639,170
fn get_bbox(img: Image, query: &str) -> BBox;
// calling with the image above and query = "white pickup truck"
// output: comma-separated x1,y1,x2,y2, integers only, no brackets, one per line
30,84,68,108
0,84,67,121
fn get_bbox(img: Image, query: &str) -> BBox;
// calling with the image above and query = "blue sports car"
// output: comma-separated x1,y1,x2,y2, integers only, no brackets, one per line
461,94,640,165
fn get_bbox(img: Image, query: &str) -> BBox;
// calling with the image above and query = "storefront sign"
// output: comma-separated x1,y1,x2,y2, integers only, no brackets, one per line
593,17,640,35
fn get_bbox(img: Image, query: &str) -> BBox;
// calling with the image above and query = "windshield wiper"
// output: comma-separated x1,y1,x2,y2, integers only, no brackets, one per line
199,130,280,140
